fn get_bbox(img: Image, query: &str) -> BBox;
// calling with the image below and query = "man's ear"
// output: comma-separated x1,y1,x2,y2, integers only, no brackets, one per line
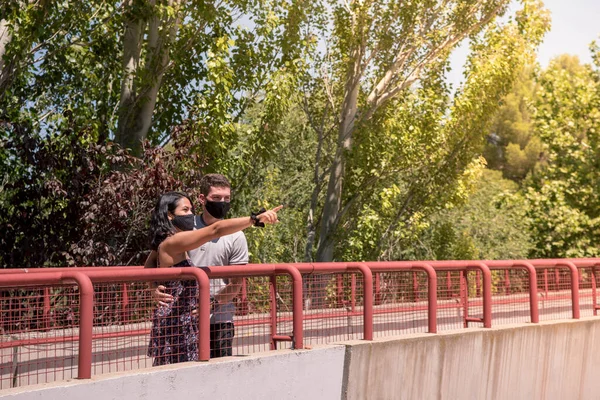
198,194,206,205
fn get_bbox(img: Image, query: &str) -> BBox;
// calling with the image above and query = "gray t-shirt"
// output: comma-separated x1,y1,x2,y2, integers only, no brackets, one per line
188,215,249,324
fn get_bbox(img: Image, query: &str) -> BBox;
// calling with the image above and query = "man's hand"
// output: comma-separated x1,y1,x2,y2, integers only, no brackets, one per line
256,205,283,225
152,285,174,307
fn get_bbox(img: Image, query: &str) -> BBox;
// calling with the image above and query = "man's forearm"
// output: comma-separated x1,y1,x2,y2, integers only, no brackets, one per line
213,278,243,304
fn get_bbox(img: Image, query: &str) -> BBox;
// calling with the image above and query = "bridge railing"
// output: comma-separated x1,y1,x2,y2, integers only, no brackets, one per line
1,258,599,390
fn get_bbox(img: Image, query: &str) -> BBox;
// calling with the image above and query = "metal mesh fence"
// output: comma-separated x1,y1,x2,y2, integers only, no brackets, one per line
303,273,366,345
536,267,574,321
372,271,430,337
435,271,466,331
576,267,598,317
489,268,532,325
231,275,294,355
0,285,80,389
91,282,153,374
1,260,598,391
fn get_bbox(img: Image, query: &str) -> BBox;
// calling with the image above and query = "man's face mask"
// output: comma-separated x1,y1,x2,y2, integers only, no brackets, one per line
172,214,196,231
205,200,230,219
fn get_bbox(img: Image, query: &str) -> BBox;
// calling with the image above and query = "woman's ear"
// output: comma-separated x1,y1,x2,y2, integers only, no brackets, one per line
167,212,174,221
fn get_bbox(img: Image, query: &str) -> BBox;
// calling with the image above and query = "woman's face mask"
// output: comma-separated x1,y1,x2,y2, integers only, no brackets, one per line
172,214,196,231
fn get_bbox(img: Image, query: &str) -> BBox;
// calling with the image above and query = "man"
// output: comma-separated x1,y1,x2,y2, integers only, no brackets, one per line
146,173,249,358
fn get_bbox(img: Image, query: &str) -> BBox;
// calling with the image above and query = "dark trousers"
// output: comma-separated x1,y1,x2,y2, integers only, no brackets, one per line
210,322,234,358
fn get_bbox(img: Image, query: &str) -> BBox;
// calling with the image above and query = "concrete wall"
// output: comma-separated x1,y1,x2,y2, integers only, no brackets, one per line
3,318,600,399
343,318,600,400
0,346,346,400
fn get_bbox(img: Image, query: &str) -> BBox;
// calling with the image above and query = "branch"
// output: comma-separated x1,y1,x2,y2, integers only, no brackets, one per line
363,0,506,121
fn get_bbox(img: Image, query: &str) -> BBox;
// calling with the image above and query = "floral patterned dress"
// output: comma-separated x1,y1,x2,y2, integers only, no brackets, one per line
147,258,199,366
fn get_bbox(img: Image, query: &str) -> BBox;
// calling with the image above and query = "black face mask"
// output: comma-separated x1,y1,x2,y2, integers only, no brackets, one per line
172,214,196,231
205,200,230,220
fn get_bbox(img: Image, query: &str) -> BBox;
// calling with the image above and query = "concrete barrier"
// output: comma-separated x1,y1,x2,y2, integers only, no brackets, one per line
343,318,600,400
3,318,600,399
0,345,347,400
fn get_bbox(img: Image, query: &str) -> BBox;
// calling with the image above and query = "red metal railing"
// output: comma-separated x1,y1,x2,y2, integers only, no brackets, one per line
294,262,373,345
2,258,600,390
0,267,210,388
476,260,539,324
201,264,303,351
366,262,437,335
0,271,94,387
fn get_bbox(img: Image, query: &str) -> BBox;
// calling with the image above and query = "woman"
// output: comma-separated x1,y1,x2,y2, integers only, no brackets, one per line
147,191,281,365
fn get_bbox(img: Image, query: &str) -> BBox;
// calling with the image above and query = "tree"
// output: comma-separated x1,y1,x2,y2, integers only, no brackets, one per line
0,1,315,155
483,66,542,181
0,118,207,267
299,0,549,262
406,169,533,261
524,53,600,258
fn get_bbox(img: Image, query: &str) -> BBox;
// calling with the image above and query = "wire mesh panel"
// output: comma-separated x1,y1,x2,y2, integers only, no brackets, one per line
536,267,573,321
576,267,598,317
302,273,365,345
435,270,465,331
91,282,154,375
230,275,294,355
272,275,294,350
372,271,430,338
0,285,80,389
489,268,532,325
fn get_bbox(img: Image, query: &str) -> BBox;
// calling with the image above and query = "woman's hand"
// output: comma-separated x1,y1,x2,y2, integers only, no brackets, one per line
256,205,283,225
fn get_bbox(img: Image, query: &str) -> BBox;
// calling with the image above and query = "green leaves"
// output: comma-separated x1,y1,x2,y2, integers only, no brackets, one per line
522,54,600,258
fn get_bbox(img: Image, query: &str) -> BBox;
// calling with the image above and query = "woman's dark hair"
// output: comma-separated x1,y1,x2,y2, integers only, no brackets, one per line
149,191,193,252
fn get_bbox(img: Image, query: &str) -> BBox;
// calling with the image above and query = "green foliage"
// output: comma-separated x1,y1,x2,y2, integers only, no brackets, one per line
325,0,550,261
523,54,600,258
0,120,206,267
1,0,316,151
404,169,533,261
483,66,541,181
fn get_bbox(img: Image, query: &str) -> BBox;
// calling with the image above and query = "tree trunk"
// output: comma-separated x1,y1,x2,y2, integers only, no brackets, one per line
116,0,181,156
316,47,362,262
116,1,144,154
0,18,15,96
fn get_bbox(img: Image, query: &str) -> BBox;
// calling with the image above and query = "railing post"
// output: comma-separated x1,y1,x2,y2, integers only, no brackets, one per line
516,261,539,324
43,287,51,330
269,275,278,350
121,283,129,324
283,265,304,349
561,262,580,319
411,263,437,334
50,272,94,380
592,266,598,316
374,273,381,305
336,274,344,308
356,263,373,341
479,263,492,328
461,270,468,328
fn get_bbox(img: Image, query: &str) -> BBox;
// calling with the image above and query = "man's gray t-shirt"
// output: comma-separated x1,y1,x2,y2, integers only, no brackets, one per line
188,215,249,324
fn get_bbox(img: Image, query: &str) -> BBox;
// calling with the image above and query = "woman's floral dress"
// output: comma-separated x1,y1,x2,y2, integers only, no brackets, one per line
147,258,199,366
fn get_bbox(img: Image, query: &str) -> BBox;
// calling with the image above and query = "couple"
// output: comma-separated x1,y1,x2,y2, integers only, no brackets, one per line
146,174,282,366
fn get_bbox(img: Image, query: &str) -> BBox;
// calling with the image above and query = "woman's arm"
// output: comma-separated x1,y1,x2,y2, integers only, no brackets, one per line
144,251,158,268
159,206,282,267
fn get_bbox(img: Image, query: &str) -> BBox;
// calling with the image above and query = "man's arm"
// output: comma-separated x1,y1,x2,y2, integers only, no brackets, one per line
213,278,243,304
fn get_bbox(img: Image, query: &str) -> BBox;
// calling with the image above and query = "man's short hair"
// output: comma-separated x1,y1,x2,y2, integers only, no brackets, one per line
200,173,231,196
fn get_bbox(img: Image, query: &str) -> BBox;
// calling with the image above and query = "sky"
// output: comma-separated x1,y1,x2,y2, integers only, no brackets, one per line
448,0,600,87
